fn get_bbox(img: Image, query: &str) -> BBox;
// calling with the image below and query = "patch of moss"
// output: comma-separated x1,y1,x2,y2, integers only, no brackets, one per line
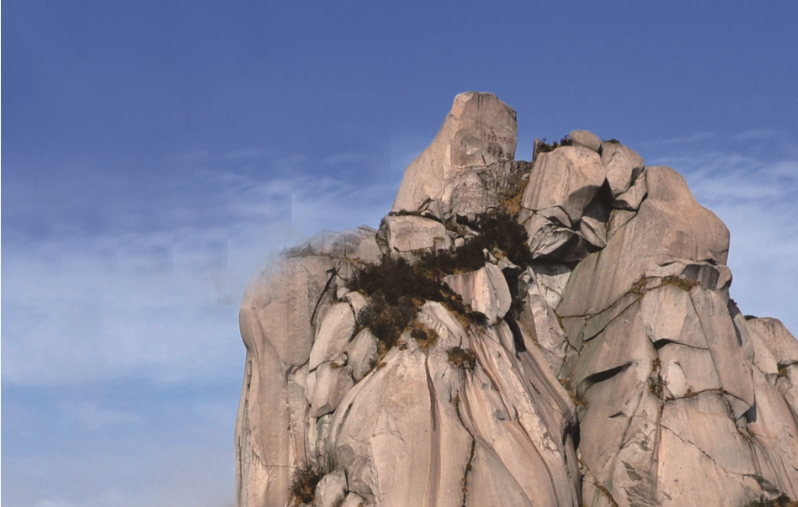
498,175,529,216
659,275,699,292
411,322,439,351
746,495,798,507
629,276,654,296
447,346,477,370
649,358,664,398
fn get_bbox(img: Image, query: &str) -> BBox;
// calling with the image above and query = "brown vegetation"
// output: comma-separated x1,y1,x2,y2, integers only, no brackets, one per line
447,346,477,370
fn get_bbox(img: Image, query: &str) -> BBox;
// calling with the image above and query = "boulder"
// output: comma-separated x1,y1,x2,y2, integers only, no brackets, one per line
522,213,588,262
569,129,602,152
443,263,512,323
315,469,348,507
384,215,451,252
345,291,369,321
392,92,517,217
346,328,379,382
521,145,606,224
612,167,647,210
600,141,645,197
309,303,357,372
340,492,367,507
308,362,356,418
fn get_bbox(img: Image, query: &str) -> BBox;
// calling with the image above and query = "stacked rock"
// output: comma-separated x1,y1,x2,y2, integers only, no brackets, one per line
235,92,798,507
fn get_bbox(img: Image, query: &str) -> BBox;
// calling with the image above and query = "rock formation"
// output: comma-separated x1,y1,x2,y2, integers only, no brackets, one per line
235,92,798,507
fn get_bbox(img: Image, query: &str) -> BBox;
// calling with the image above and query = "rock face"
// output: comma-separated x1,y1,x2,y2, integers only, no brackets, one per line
235,94,798,507
391,92,521,221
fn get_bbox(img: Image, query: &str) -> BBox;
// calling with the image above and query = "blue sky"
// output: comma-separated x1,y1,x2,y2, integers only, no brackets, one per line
3,2,798,506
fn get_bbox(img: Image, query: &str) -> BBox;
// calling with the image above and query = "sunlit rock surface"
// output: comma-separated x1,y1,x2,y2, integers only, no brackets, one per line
236,94,798,507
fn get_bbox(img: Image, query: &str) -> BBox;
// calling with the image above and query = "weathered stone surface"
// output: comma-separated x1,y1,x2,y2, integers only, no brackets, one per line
558,166,730,317
523,213,588,262
639,285,707,349
446,160,529,218
748,368,798,499
690,287,754,414
607,209,636,240
237,253,339,507
443,263,511,323
657,392,762,507
601,141,645,197
392,92,517,216
518,267,570,372
384,215,451,252
612,167,647,210
580,215,607,249
572,302,656,396
308,362,355,418
569,129,602,152
346,328,379,382
345,291,369,321
309,302,357,372
748,317,798,367
658,343,721,398
340,492,367,507
522,145,606,224
315,469,348,507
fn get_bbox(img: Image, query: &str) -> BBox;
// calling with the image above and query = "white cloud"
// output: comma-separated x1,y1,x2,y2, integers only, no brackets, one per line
2,160,298,387
9,443,235,507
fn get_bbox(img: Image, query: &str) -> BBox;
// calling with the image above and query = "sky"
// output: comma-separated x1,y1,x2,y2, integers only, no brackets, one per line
2,1,798,506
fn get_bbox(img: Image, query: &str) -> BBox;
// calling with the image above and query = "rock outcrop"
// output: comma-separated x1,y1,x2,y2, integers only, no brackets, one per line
235,92,798,507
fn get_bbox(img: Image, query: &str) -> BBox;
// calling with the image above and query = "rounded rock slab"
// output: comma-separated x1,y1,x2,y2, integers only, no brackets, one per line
569,129,602,152
521,145,606,224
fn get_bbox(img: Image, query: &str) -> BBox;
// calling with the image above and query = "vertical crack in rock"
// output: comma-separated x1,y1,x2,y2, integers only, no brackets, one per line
311,264,340,330
424,354,442,506
453,392,477,507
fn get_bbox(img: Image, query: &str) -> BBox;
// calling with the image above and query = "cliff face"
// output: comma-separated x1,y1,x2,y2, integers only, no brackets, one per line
235,92,798,507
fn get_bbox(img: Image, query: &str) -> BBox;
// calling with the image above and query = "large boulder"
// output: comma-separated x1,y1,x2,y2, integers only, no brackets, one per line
384,215,451,252
600,141,645,198
392,92,518,219
521,145,606,225
442,263,512,323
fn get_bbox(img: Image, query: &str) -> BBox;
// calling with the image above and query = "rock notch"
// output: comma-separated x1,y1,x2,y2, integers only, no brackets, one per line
235,93,798,507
